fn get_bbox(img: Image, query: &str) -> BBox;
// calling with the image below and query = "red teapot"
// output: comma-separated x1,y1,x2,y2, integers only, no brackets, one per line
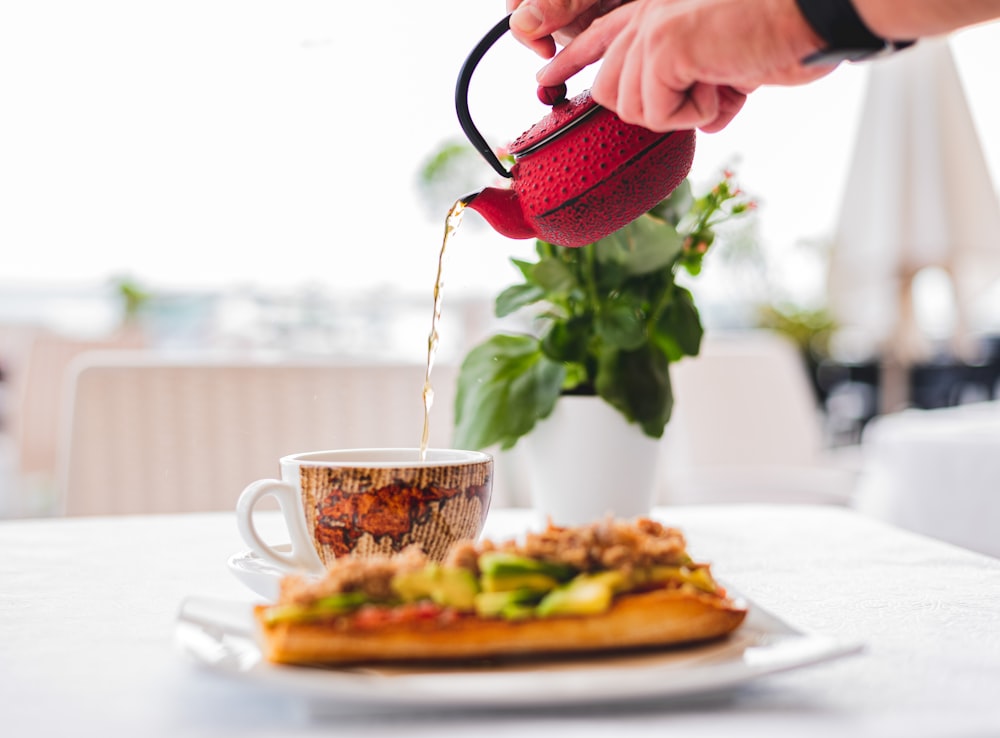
456,15,696,248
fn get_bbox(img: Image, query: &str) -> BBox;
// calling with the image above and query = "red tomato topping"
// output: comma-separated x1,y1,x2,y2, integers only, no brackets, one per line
348,602,447,630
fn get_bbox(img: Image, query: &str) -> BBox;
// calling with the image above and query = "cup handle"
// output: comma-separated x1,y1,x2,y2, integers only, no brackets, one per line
236,479,325,576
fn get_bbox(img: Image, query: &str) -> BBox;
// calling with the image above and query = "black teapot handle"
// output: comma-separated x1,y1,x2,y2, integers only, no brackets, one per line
455,15,514,180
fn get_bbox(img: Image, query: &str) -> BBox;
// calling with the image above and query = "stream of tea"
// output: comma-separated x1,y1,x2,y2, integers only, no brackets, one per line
419,199,466,461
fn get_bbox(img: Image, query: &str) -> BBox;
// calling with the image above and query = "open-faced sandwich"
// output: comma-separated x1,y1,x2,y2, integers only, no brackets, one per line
254,516,746,665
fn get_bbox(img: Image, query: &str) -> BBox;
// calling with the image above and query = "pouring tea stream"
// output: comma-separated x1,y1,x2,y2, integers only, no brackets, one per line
455,15,697,248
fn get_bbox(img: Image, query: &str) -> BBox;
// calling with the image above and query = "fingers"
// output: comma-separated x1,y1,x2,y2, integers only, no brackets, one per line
538,41,606,86
509,0,604,44
526,35,560,59
697,85,748,133
536,6,635,86
504,0,555,57
623,82,747,134
598,54,748,134
610,27,644,124
589,7,697,133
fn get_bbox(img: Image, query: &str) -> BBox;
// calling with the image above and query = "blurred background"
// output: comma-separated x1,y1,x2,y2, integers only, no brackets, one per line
2,2,1000,535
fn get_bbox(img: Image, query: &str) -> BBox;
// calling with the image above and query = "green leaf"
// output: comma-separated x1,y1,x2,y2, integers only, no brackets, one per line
495,283,546,317
681,258,703,277
510,258,536,282
532,256,578,293
594,345,674,438
535,240,559,260
595,303,645,350
453,334,566,450
594,216,682,276
419,142,475,184
648,179,693,224
561,362,590,392
541,316,591,363
591,254,629,293
653,287,703,361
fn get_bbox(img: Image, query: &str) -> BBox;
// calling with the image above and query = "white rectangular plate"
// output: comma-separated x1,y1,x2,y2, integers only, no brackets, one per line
175,595,863,710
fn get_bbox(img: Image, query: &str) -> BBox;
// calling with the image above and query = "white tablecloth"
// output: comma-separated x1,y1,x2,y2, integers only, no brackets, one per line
854,401,1000,557
2,506,999,737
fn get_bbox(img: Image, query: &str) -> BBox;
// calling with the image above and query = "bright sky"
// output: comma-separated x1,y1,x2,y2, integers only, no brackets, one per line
1,2,999,301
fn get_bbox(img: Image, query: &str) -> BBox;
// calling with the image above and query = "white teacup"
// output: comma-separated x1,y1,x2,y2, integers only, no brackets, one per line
236,448,493,576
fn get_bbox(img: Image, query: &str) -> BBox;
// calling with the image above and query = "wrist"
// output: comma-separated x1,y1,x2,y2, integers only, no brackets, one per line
854,0,1000,39
794,0,915,65
778,0,828,60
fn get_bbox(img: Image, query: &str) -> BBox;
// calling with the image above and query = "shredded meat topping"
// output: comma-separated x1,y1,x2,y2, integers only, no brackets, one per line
502,516,688,574
277,517,689,604
443,538,493,573
280,545,427,605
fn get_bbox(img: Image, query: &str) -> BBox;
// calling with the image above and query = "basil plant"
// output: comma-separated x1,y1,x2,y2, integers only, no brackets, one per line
453,174,754,451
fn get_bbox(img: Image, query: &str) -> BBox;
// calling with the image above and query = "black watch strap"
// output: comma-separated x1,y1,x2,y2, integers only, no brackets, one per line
795,0,915,65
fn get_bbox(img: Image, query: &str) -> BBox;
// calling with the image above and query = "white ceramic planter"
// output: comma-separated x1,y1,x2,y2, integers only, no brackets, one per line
522,395,664,526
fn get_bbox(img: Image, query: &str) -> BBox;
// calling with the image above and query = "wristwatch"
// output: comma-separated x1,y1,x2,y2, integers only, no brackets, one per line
795,0,915,66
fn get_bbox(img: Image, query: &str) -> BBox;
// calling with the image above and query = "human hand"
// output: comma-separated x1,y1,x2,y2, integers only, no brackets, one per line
506,0,631,58
535,0,833,133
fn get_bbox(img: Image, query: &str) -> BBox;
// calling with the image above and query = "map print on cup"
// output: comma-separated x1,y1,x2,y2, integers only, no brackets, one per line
304,461,492,564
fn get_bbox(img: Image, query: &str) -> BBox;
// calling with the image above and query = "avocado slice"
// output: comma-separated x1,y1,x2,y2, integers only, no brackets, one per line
535,571,624,618
262,591,369,625
474,588,543,619
391,564,480,611
478,552,576,594
640,565,718,593
391,566,436,602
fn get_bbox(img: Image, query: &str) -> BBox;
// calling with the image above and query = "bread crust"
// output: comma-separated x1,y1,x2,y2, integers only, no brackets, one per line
255,587,747,665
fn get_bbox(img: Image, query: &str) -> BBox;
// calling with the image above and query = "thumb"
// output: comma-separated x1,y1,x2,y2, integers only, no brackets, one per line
510,0,603,40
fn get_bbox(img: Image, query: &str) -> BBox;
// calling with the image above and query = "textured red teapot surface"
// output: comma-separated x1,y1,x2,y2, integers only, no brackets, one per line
509,92,600,153
508,92,695,247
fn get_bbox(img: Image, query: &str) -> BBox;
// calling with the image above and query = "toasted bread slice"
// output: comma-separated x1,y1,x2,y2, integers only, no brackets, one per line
255,587,746,665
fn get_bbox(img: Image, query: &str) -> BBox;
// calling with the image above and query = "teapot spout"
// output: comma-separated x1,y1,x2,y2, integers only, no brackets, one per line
462,187,537,241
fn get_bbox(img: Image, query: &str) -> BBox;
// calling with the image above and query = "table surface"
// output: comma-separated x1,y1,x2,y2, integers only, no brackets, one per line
2,505,999,737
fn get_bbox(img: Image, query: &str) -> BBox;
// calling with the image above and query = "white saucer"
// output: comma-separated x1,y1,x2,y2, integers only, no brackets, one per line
227,546,295,600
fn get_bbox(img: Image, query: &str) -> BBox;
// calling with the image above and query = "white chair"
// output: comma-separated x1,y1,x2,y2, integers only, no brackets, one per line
4,328,145,516
0,322,40,515
853,402,1000,558
55,352,462,515
660,331,859,506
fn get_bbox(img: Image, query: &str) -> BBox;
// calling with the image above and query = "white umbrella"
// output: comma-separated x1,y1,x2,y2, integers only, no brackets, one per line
827,37,1000,409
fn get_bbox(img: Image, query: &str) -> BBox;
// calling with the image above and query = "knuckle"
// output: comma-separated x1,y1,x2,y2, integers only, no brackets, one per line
587,14,615,44
646,108,673,133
